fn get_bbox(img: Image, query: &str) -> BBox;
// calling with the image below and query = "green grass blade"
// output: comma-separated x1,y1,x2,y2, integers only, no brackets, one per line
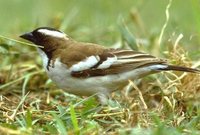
70,103,80,134
52,113,68,135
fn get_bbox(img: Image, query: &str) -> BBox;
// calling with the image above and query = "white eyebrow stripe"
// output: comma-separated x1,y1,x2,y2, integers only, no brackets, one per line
70,56,100,72
38,29,67,38
97,56,117,69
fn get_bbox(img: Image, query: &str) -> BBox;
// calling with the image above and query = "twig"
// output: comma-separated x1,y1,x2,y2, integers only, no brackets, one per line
91,111,124,118
0,70,43,89
8,92,30,121
0,34,43,48
158,0,173,46
128,80,148,109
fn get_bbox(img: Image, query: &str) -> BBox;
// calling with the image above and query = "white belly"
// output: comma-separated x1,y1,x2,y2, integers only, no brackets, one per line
44,58,156,96
45,59,126,96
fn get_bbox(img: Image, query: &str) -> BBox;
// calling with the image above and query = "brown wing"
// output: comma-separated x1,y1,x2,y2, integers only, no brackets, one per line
59,42,106,67
67,47,167,78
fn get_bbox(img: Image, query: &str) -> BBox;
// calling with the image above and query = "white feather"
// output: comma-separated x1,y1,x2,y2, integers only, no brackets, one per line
38,29,67,38
115,58,155,64
70,56,100,72
148,65,168,70
37,48,48,67
97,56,117,69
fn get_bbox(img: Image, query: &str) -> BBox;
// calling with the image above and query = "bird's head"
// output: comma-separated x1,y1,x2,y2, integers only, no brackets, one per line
20,27,70,51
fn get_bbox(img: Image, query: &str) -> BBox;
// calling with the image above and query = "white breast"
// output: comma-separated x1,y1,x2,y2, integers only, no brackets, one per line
37,49,114,95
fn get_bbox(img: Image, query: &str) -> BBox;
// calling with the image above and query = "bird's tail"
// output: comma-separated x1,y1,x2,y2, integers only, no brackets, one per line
158,65,200,73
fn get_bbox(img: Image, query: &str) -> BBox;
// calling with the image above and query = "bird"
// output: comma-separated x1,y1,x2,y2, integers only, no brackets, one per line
20,27,200,105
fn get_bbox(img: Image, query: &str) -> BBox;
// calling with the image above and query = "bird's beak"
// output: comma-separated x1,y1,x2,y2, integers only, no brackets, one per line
20,32,35,43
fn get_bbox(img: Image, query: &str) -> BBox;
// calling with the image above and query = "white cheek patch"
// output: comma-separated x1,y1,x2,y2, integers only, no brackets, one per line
70,56,100,72
37,48,49,67
97,56,117,69
38,29,67,38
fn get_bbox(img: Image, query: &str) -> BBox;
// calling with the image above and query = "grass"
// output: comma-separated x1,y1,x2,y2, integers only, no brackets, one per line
0,0,200,134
